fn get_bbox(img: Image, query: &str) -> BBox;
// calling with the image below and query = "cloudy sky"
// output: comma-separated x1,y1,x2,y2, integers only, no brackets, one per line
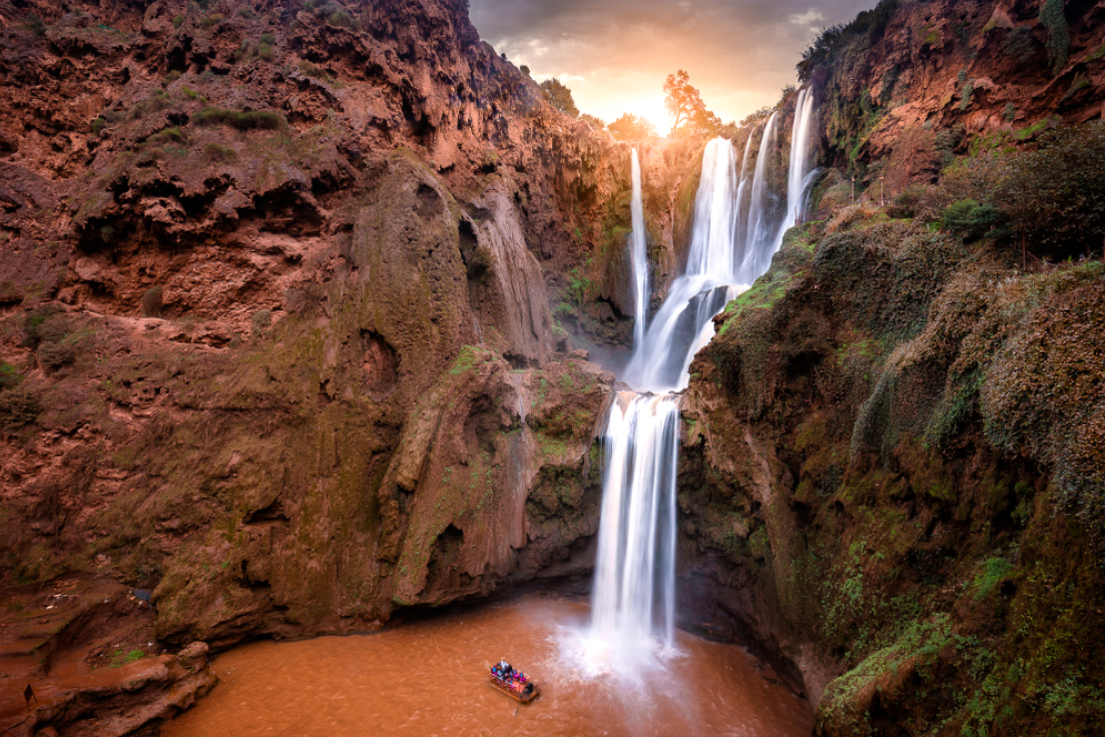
468,0,878,132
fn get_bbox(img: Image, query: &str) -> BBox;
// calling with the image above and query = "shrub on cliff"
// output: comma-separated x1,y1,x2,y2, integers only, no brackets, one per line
22,308,69,347
579,114,605,131
0,362,23,390
992,120,1105,256
0,386,39,428
608,113,655,141
141,286,163,317
193,107,285,130
538,79,579,118
37,341,76,370
941,199,1006,241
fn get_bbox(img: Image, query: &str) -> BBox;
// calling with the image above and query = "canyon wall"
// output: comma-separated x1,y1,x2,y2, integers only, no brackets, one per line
0,0,648,655
2,0,1104,735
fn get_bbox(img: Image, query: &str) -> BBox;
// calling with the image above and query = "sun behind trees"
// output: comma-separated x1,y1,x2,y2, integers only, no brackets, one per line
608,114,656,141
663,70,723,136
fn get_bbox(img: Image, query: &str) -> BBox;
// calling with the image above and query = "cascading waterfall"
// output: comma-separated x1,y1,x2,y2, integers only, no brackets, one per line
589,392,680,662
740,111,780,282
623,139,742,393
630,149,649,350
578,97,817,680
772,87,816,252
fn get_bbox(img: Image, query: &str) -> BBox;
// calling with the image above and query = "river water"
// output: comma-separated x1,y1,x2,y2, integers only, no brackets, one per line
163,595,811,737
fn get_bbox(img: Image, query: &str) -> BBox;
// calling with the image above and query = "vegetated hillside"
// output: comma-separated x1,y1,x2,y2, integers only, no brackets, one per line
1,0,1103,734
672,1,1105,734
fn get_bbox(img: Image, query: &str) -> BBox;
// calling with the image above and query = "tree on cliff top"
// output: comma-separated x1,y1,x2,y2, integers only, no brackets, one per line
580,113,606,130
539,78,579,117
663,70,723,137
663,70,704,134
608,113,656,141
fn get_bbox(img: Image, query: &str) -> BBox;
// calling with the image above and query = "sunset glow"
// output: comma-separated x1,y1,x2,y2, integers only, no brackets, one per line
471,0,878,127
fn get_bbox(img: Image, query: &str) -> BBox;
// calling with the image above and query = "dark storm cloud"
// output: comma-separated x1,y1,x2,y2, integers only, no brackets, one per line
468,0,877,127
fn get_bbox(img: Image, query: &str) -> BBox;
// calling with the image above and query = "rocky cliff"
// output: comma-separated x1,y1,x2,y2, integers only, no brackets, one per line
2,0,1104,735
665,0,1105,732
800,0,1105,194
0,0,645,694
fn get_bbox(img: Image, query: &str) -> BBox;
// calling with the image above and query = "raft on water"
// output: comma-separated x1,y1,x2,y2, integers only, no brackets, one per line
487,664,539,703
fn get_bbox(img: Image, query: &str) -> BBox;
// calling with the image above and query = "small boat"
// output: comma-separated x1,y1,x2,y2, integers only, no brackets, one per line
488,662,539,704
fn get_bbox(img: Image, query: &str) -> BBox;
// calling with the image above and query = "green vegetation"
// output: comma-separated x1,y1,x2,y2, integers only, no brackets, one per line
193,107,285,130
607,113,655,141
0,386,39,428
663,69,722,136
304,0,360,30
24,12,46,37
202,142,238,162
973,556,1013,600
1004,26,1036,63
958,80,974,110
538,78,579,117
940,199,1002,240
109,648,145,667
1038,0,1070,74
141,286,163,318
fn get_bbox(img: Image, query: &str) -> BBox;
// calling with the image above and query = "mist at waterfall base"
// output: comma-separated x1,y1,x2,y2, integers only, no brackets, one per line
564,91,816,685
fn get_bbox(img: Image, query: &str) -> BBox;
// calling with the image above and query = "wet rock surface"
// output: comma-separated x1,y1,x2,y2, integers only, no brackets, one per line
0,576,216,737
1,0,1103,734
678,223,1105,734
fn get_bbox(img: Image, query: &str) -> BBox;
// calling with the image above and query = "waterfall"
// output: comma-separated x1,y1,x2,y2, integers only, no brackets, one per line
578,102,816,679
772,87,816,252
630,149,649,351
740,111,779,283
682,139,739,278
623,139,744,393
589,393,680,661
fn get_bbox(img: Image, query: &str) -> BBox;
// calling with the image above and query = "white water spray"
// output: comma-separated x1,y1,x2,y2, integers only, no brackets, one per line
578,101,818,680
579,392,679,674
630,149,649,350
741,111,779,282
623,139,747,393
773,87,816,252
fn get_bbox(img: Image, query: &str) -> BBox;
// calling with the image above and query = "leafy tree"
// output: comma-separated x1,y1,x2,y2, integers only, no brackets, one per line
993,120,1105,255
941,199,1005,240
580,114,606,130
608,113,656,141
797,23,846,82
663,70,708,135
539,78,579,117
685,106,723,136
739,107,773,128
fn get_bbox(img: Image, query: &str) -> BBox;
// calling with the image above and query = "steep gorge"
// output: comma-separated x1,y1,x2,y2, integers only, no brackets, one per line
0,0,1103,735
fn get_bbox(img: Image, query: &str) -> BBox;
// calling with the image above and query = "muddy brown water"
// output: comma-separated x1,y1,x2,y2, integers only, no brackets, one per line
163,595,812,737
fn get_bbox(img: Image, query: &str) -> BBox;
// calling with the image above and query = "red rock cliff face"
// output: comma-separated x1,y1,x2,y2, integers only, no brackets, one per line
0,0,650,652
804,0,1105,192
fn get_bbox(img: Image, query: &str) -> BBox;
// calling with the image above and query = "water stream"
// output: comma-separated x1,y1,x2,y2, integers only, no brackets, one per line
162,596,813,737
586,95,818,685
162,96,819,737
630,149,649,351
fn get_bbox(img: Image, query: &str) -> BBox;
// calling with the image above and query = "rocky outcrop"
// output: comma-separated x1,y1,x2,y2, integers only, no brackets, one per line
0,576,217,737
802,0,1105,191
0,0,632,654
677,220,1105,734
